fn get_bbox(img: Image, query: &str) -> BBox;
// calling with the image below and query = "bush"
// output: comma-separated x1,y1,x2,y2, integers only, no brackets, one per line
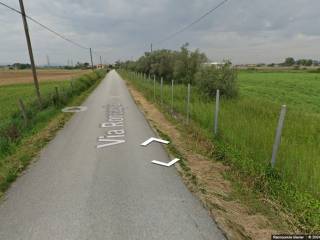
194,64,238,98
308,68,320,73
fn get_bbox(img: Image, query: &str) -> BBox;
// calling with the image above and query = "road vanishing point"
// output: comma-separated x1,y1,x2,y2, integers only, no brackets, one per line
0,70,225,240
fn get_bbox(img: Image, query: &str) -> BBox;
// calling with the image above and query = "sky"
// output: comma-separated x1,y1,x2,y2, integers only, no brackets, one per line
0,0,320,65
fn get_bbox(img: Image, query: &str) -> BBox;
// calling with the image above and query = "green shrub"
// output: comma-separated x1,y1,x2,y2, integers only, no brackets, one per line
194,64,238,98
308,68,320,73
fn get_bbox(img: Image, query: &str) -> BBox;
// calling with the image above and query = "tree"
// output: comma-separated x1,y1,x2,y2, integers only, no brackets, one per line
284,57,295,66
306,59,313,66
195,63,238,98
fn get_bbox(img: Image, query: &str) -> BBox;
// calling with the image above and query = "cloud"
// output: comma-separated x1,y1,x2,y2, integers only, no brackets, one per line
0,0,320,65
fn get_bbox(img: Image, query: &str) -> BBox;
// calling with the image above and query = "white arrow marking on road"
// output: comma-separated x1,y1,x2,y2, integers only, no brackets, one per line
151,158,180,167
140,137,169,146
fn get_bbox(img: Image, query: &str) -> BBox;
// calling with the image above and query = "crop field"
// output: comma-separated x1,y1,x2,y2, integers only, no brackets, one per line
0,69,91,122
0,69,90,86
238,71,320,113
121,70,320,200
0,81,70,122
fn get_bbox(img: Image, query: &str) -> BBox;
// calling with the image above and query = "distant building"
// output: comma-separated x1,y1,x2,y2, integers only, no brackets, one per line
203,62,224,68
96,64,105,69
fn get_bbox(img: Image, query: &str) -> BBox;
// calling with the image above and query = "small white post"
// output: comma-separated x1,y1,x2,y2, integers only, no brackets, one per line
271,105,287,168
214,89,220,135
171,80,174,114
186,83,191,124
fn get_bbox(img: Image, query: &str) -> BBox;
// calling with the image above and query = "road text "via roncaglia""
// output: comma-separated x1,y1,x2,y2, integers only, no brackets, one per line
97,103,126,149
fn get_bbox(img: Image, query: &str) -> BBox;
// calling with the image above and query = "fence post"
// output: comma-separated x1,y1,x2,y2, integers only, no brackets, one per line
18,98,28,126
160,77,163,105
171,80,174,114
271,105,287,168
55,86,59,104
153,75,156,101
186,83,191,124
214,89,220,135
70,80,74,92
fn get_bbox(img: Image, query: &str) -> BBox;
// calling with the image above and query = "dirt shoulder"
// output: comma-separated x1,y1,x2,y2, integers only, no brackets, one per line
125,81,294,240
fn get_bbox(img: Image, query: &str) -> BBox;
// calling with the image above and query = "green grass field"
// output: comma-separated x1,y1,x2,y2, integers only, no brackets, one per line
120,70,320,228
238,71,320,113
0,81,70,122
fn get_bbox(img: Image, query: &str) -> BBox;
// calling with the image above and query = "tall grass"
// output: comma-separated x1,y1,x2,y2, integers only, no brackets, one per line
121,70,320,230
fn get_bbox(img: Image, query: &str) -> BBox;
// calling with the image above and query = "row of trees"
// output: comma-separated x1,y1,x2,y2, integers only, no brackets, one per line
8,63,31,70
119,43,207,85
283,57,318,66
118,44,238,98
5,62,92,70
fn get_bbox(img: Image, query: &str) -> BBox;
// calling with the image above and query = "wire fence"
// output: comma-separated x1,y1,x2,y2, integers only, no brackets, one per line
121,70,320,200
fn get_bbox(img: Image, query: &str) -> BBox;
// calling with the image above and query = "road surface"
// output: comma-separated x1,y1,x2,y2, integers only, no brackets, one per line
0,70,225,240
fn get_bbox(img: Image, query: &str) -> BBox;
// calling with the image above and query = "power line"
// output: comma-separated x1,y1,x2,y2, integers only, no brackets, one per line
155,0,228,45
0,1,89,50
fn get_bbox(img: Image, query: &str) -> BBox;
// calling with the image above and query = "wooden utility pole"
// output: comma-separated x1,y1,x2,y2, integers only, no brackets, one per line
150,43,153,53
19,0,41,105
46,55,50,67
90,48,94,71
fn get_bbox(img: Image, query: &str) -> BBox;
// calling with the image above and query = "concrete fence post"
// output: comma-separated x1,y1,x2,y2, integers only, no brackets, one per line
153,75,156,101
160,77,163,105
186,83,191,124
271,105,287,168
55,86,59,104
171,80,174,114
18,98,28,126
70,80,74,92
214,89,220,135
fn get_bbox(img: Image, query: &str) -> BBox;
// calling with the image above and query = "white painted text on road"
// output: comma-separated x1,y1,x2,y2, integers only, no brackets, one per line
97,104,126,149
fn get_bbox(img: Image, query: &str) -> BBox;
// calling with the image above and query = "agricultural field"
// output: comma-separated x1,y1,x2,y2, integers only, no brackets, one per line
0,69,90,121
120,69,320,203
0,68,90,86
238,71,320,113
0,81,70,122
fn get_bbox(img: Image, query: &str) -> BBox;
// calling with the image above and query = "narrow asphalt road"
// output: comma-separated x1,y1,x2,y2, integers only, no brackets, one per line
0,70,225,240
